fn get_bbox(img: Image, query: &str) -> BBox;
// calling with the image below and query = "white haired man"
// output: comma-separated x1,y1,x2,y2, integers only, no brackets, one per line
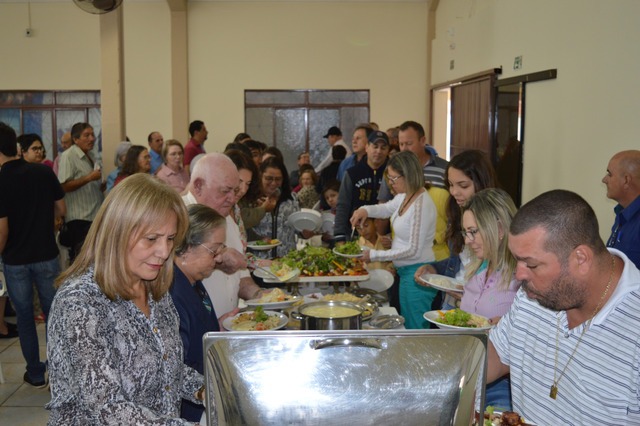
182,153,263,315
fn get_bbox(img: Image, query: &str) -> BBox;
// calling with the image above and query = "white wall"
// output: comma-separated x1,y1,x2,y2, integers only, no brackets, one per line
431,0,640,238
1,1,430,171
0,2,100,89
187,1,429,150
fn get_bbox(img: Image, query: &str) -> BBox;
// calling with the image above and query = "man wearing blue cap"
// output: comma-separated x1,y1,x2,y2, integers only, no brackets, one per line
334,130,390,242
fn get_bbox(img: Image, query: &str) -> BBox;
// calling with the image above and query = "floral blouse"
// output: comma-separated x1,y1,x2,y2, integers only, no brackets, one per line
250,196,299,258
46,268,203,425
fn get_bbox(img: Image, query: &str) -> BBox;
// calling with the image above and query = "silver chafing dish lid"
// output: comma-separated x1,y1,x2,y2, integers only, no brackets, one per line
204,329,487,425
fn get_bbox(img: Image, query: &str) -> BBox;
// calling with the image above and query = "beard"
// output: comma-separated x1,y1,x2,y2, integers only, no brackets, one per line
521,266,586,311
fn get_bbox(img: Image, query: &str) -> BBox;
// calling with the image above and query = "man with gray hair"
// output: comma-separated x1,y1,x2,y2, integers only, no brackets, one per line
57,122,104,261
602,149,640,268
182,153,263,316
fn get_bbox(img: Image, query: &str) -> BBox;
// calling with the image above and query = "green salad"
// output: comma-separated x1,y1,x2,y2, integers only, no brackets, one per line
436,309,489,328
271,246,361,276
335,241,363,255
255,239,279,246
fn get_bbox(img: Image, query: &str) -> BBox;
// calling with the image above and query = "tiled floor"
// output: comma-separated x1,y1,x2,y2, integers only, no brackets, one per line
0,321,50,425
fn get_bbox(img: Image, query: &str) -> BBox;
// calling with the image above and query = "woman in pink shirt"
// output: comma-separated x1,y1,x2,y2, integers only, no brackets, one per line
156,139,189,193
455,188,519,323
449,187,519,411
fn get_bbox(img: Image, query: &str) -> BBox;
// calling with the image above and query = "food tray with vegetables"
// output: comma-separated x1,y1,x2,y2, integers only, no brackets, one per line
265,246,369,283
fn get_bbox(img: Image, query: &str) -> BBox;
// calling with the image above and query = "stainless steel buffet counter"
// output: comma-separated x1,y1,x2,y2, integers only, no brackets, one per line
203,329,487,425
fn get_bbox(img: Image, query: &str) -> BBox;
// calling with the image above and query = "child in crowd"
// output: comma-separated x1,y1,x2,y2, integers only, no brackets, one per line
301,180,340,245
297,169,320,209
357,218,395,276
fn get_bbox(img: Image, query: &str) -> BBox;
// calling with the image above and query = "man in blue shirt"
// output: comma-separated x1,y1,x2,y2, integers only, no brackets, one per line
602,149,640,268
147,131,164,174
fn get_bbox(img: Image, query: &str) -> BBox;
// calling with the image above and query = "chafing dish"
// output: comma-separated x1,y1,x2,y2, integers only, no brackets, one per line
204,329,487,425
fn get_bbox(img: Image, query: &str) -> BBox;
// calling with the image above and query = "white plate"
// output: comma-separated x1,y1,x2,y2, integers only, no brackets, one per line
287,209,322,232
423,310,491,330
252,268,273,280
357,269,394,292
418,273,465,293
321,211,335,234
247,240,282,251
263,273,370,283
254,267,301,282
332,247,363,258
222,310,289,331
244,296,303,310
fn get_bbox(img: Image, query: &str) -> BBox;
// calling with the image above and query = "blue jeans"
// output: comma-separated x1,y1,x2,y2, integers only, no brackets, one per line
4,257,59,382
485,375,512,411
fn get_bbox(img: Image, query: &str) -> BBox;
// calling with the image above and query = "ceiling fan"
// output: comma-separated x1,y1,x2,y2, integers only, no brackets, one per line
73,0,124,15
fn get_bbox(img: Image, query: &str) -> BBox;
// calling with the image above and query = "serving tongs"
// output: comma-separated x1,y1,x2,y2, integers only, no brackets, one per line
253,266,300,283
253,266,280,280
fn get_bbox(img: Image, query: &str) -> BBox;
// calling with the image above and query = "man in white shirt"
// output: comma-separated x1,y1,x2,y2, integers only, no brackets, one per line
315,126,352,173
182,153,263,316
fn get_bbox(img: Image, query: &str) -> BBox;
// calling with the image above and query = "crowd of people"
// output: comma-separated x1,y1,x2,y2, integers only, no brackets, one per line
0,117,639,424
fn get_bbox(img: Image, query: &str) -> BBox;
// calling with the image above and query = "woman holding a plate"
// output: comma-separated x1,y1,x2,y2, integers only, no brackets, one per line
248,157,300,258
414,150,498,309
441,188,519,410
350,151,437,329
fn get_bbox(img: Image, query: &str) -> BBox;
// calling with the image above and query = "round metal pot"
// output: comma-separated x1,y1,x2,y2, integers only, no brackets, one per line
291,301,364,330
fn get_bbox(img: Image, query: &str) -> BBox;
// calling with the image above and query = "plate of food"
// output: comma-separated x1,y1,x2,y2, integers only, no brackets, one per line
477,408,537,425
423,309,491,330
222,307,288,331
418,273,465,293
333,241,364,258
244,288,303,309
247,239,281,251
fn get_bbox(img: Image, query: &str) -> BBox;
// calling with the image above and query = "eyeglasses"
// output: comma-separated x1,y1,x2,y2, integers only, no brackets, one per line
387,174,403,185
30,146,44,152
460,228,480,241
199,242,226,257
263,176,283,184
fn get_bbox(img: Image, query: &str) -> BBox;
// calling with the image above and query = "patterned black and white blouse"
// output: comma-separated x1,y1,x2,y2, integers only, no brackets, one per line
251,196,300,259
46,268,204,425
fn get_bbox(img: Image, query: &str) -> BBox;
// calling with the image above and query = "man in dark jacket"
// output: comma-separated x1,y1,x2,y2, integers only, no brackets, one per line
334,130,390,242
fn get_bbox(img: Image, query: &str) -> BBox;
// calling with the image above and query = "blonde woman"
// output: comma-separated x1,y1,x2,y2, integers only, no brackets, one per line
454,188,519,322
440,187,518,411
46,174,204,424
350,151,437,329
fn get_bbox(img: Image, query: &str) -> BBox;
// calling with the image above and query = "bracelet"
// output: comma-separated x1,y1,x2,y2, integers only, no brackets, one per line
196,385,205,401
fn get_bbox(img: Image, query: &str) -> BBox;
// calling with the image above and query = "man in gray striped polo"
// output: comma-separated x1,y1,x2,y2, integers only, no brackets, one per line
487,189,640,424
58,122,104,261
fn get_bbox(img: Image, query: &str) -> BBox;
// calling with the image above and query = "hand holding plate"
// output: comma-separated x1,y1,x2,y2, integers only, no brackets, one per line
414,264,436,283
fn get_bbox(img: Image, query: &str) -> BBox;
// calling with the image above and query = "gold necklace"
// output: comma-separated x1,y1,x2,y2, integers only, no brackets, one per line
549,255,615,399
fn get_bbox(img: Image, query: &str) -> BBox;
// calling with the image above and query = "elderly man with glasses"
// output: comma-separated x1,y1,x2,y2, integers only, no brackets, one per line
181,153,264,317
